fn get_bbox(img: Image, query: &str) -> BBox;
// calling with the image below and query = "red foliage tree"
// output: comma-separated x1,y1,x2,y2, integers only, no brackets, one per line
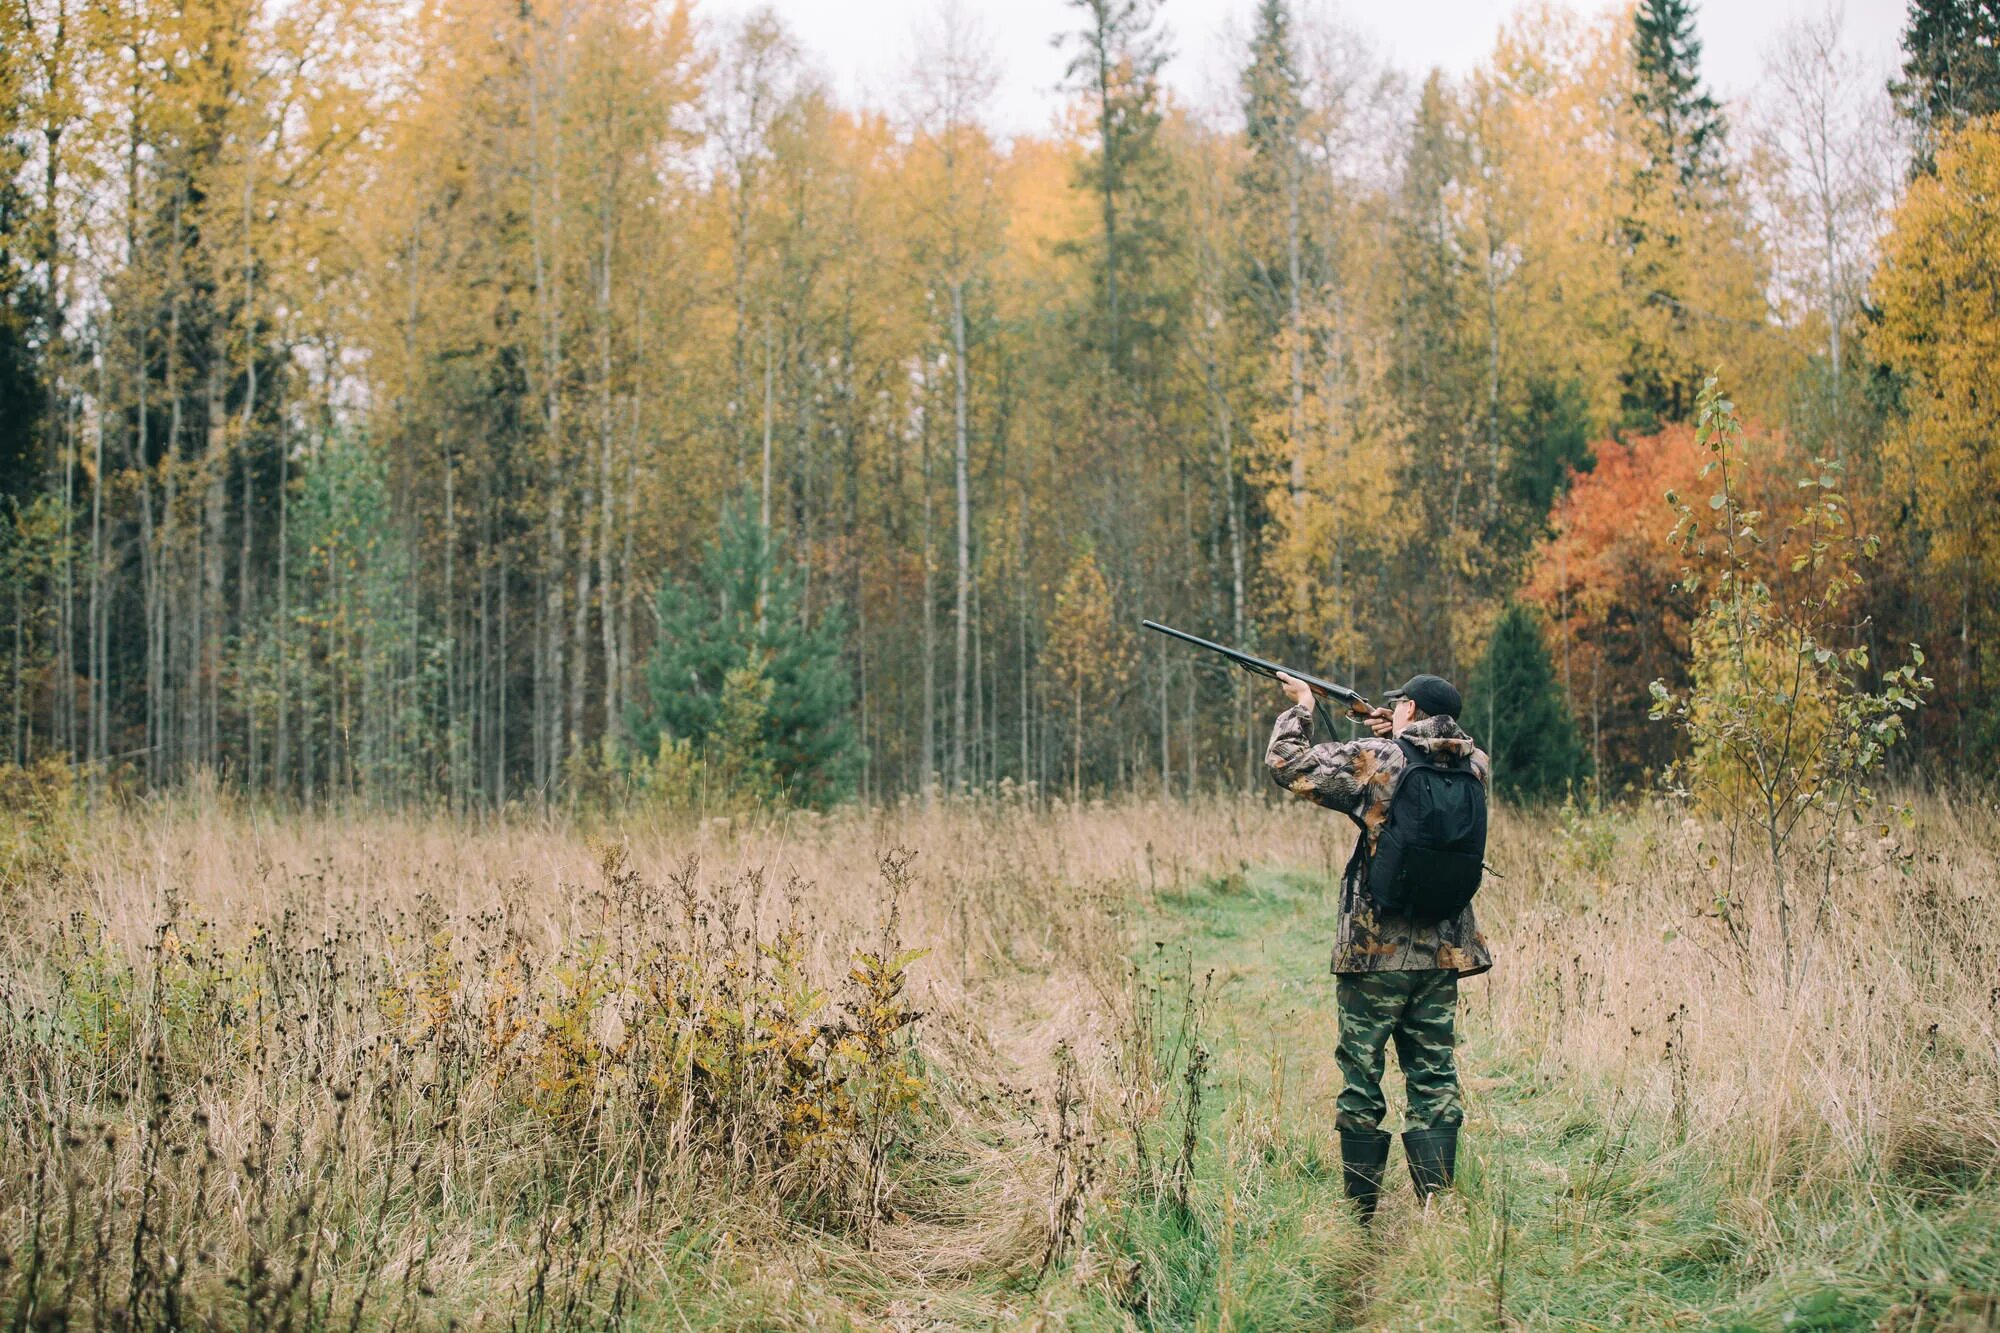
1523,423,1788,790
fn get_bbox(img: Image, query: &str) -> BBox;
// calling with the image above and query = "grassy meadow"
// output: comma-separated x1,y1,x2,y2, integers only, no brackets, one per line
1,785,1996,1330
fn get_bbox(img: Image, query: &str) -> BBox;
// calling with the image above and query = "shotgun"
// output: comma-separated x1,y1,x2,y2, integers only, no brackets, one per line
1141,620,1382,740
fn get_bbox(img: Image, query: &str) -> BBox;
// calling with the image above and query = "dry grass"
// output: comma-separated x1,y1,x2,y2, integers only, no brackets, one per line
0,787,1326,1328
1,780,1995,1329
1481,791,2000,1203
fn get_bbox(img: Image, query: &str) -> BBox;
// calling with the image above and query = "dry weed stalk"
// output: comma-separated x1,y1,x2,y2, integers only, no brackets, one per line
0,788,1991,1324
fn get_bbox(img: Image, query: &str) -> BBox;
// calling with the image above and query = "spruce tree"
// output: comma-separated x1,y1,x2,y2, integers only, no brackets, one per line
1502,377,1594,547
1241,0,1301,168
1631,0,1729,195
1238,0,1305,332
1622,0,1729,427
1389,74,1479,658
1062,0,1175,374
1468,603,1590,803
1890,0,2000,174
0,71,46,506
632,503,859,808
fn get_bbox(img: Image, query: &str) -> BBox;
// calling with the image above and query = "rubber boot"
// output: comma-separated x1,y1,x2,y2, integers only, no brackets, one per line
1339,1128,1393,1224
1402,1126,1458,1203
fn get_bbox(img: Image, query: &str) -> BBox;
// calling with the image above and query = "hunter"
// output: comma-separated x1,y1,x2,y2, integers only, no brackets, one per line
1266,670,1492,1223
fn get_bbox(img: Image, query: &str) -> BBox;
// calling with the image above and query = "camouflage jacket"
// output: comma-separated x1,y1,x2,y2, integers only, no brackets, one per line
1265,706,1494,978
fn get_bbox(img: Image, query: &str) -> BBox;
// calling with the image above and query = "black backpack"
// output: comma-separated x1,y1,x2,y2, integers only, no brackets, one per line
1364,736,1488,922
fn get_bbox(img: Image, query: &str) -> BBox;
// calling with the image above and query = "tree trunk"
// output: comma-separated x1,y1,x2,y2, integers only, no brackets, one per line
1286,134,1305,526
497,538,510,801
59,401,75,759
238,151,259,789
239,431,256,788
972,565,984,790
1019,493,1031,789
920,375,936,806
444,454,458,809
570,482,593,775
275,391,290,796
950,279,971,793
1200,348,1249,782
597,185,621,758
89,360,105,786
10,557,22,763
1071,680,1082,806
759,319,774,629
1092,23,1121,364
1485,229,1503,524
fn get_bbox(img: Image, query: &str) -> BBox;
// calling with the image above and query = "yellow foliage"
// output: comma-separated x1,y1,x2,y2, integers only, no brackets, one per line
1686,609,1838,812
1875,118,2000,623
1465,3,1633,434
1256,304,1408,670
0,757,79,883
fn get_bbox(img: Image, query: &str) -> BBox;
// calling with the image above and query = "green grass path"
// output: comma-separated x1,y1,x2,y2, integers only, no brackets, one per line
1078,866,2000,1332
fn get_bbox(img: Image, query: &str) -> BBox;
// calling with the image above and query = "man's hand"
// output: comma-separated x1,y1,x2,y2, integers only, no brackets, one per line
1365,709,1393,738
1274,670,1315,712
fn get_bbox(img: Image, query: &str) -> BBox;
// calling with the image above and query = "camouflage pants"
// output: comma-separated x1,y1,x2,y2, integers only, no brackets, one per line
1334,968,1461,1132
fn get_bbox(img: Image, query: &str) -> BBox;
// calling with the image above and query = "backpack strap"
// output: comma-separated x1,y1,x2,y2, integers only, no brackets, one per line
1386,735,1431,798
1352,738,1426,879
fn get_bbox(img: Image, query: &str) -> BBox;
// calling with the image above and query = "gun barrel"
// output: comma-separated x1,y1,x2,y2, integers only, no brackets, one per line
1140,620,1369,711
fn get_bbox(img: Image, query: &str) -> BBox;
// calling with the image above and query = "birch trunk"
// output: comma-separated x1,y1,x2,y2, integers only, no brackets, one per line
920,373,935,806
950,279,970,793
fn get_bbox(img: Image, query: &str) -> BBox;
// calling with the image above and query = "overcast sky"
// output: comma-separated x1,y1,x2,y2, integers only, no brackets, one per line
696,0,1906,138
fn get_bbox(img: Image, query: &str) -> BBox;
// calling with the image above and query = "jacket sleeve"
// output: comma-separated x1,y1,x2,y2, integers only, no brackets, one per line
1264,703,1373,815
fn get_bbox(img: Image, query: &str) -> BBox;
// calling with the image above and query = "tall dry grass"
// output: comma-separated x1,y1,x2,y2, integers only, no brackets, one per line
0,787,1330,1328
1476,789,2000,1219
0,780,1993,1327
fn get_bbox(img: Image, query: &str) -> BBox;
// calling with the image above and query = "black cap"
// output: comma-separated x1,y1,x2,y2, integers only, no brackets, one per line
1385,674,1462,720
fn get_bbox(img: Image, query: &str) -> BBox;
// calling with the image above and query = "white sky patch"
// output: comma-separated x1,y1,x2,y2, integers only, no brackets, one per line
695,0,1906,140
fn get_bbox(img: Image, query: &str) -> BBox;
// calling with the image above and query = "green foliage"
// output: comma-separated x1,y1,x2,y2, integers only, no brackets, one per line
1237,0,1305,325
1502,376,1595,540
0,61,46,507
1,494,73,755
280,433,446,802
632,502,858,809
1469,602,1590,803
1890,0,2000,173
1239,0,1301,159
1061,0,1179,374
1631,0,1729,192
1555,791,1620,876
0,260,43,507
712,651,780,806
1622,0,1738,429
1391,73,1478,544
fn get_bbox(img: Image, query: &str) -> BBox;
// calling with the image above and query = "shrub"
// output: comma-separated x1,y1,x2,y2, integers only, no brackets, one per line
1651,376,1929,990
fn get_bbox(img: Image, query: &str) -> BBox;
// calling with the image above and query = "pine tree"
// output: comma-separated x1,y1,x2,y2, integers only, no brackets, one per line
1388,73,1480,667
1501,376,1594,546
1061,0,1175,374
1632,0,1729,194
0,22,47,506
1238,0,1304,334
633,502,859,808
1890,0,2000,174
1468,602,1590,803
1623,0,1733,427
